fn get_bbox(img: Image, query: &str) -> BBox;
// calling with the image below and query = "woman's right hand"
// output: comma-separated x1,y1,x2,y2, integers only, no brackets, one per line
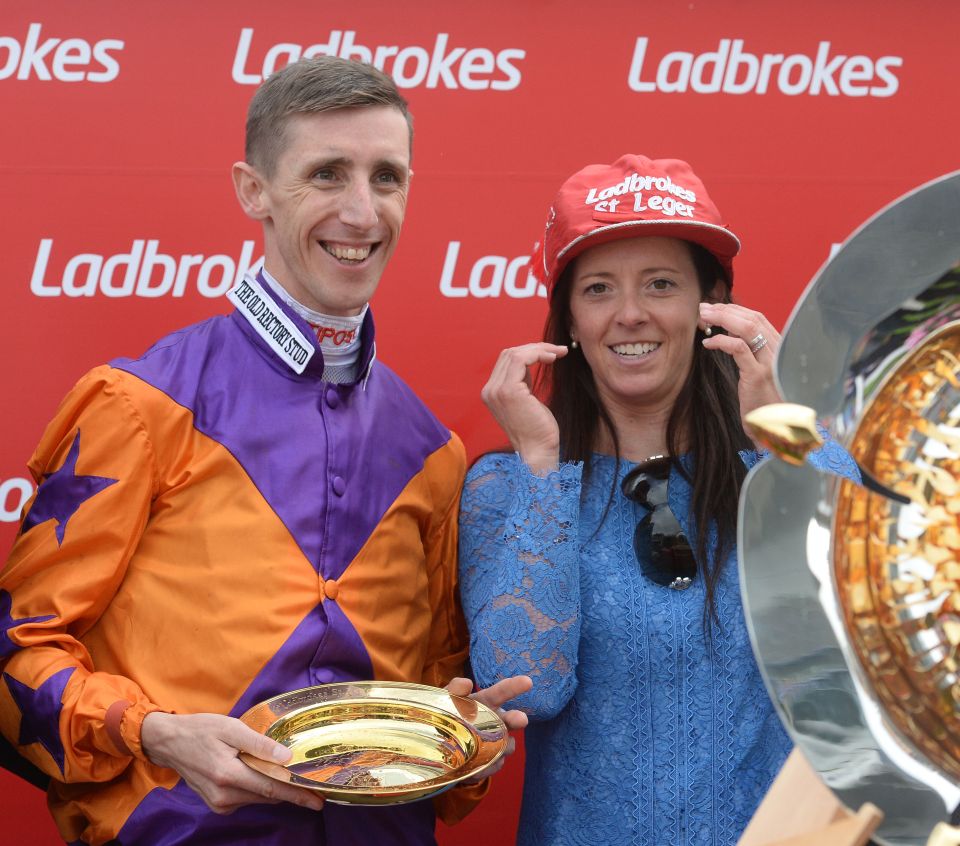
480,343,568,475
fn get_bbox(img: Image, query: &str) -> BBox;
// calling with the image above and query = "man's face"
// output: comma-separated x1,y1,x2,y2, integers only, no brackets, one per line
255,106,411,316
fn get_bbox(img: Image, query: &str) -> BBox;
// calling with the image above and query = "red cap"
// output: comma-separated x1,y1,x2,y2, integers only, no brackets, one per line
531,154,740,298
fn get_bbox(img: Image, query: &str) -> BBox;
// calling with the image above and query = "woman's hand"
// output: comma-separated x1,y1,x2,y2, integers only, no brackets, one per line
481,343,568,475
698,302,783,424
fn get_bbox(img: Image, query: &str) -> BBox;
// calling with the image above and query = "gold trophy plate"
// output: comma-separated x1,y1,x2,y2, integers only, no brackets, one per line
238,681,508,805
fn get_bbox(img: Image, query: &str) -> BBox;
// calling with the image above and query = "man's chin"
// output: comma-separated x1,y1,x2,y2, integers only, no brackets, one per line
313,291,374,318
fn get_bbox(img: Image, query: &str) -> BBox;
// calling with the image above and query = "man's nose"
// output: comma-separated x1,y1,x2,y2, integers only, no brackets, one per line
339,180,379,229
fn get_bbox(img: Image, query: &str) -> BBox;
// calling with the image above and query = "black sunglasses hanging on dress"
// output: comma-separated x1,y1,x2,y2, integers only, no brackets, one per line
621,456,697,590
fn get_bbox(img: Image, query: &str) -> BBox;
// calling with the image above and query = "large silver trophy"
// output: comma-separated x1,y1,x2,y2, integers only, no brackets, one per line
739,170,960,846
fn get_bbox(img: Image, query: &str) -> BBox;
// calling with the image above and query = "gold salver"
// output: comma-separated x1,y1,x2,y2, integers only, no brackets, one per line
833,322,960,782
238,681,508,805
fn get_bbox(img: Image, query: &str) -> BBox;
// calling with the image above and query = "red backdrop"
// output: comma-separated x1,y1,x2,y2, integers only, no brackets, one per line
2,1,958,843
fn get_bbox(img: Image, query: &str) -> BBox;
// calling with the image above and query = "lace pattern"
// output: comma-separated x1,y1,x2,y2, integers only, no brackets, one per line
458,450,820,846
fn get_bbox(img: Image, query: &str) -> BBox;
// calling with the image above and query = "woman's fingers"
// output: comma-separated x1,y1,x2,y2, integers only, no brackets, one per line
482,343,568,398
699,302,780,356
481,344,566,474
698,302,784,418
701,329,775,371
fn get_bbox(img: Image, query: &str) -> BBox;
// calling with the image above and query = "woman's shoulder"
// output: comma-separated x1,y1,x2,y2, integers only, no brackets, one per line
465,450,522,482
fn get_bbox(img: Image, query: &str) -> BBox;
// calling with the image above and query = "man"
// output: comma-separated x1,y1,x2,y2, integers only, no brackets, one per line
0,57,529,845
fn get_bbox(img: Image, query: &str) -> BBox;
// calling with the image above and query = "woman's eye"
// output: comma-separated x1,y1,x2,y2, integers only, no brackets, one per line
585,282,607,295
650,278,675,291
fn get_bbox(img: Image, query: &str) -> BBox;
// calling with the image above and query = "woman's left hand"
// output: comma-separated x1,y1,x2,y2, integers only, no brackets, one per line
698,302,783,421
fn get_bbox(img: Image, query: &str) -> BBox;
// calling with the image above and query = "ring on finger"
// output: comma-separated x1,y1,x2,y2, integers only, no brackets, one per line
748,333,767,354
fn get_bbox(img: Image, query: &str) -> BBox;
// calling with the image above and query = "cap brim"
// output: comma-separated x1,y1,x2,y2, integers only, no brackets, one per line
554,219,741,285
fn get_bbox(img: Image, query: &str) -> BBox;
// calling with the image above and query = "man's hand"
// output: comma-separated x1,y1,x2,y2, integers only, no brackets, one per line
445,675,532,782
141,712,325,815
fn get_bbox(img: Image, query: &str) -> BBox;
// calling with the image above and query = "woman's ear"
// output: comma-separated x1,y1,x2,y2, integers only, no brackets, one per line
704,278,728,304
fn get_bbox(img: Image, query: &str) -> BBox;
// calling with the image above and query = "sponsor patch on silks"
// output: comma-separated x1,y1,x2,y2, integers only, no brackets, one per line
228,276,314,374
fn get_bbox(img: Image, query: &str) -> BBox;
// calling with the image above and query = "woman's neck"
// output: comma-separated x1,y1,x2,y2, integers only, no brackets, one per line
593,393,681,463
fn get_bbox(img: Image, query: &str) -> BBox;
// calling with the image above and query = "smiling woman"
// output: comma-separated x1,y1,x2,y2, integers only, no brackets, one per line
457,154,859,846
566,236,712,415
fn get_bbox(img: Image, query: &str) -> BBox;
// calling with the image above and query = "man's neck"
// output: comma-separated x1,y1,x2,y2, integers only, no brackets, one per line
258,269,369,383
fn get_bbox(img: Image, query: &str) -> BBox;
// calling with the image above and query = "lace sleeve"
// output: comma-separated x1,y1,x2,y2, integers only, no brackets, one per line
741,427,862,484
807,424,862,482
458,453,583,719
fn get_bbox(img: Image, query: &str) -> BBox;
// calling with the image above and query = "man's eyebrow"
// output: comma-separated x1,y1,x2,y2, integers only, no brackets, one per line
302,155,350,171
376,157,409,169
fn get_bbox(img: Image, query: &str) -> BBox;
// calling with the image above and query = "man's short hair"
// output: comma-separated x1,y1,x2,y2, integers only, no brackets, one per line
245,57,413,176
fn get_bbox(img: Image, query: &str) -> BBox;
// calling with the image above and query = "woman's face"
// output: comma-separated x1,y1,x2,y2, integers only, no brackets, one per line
568,236,713,414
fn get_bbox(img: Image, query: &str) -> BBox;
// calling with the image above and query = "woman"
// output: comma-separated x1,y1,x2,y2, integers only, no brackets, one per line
458,154,853,845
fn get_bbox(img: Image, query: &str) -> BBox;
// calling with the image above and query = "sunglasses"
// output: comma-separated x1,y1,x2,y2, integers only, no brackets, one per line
620,456,696,590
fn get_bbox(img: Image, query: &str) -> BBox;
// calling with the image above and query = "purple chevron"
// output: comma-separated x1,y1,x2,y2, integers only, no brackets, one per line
112,288,450,579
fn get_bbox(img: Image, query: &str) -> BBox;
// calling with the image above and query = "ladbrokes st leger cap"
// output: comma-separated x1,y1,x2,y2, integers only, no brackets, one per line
530,154,741,298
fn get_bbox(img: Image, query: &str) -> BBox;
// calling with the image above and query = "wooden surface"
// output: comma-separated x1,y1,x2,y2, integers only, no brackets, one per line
738,748,882,846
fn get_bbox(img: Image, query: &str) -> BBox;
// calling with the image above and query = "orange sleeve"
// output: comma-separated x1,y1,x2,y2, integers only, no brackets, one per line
420,433,493,824
0,367,163,783
420,433,470,691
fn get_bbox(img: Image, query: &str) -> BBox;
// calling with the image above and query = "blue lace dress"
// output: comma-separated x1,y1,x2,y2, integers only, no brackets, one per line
458,448,855,846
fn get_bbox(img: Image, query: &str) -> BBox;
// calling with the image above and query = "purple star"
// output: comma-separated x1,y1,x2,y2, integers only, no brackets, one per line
21,430,117,547
0,591,55,660
3,666,75,775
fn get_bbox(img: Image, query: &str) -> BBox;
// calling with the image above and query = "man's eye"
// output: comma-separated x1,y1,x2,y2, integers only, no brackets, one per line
312,169,336,181
375,170,401,184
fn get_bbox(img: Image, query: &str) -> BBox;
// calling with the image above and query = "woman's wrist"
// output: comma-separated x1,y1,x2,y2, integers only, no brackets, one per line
517,447,560,476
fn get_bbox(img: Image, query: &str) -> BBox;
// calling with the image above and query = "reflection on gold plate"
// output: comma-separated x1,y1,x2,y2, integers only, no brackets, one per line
238,681,508,805
834,323,960,781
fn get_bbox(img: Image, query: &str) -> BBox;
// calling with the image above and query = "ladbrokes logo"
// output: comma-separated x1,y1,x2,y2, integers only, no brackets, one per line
1,477,33,524
439,242,546,299
628,37,903,97
0,22,123,82
233,28,525,90
586,171,697,217
30,239,263,298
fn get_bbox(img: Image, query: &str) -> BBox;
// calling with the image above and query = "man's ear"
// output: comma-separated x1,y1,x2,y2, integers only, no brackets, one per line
232,161,271,221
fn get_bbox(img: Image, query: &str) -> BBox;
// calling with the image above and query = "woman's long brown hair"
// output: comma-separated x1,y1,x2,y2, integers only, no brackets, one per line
536,242,754,630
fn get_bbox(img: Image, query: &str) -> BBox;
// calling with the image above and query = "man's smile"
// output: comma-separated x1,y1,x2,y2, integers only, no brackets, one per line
320,241,378,263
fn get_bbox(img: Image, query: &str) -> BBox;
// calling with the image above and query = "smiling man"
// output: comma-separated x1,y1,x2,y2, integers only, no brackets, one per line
0,58,529,846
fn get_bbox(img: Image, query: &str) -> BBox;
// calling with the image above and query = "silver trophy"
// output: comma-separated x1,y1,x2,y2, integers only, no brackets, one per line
739,170,960,846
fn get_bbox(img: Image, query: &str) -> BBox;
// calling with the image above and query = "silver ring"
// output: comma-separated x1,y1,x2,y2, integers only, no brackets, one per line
749,333,767,354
